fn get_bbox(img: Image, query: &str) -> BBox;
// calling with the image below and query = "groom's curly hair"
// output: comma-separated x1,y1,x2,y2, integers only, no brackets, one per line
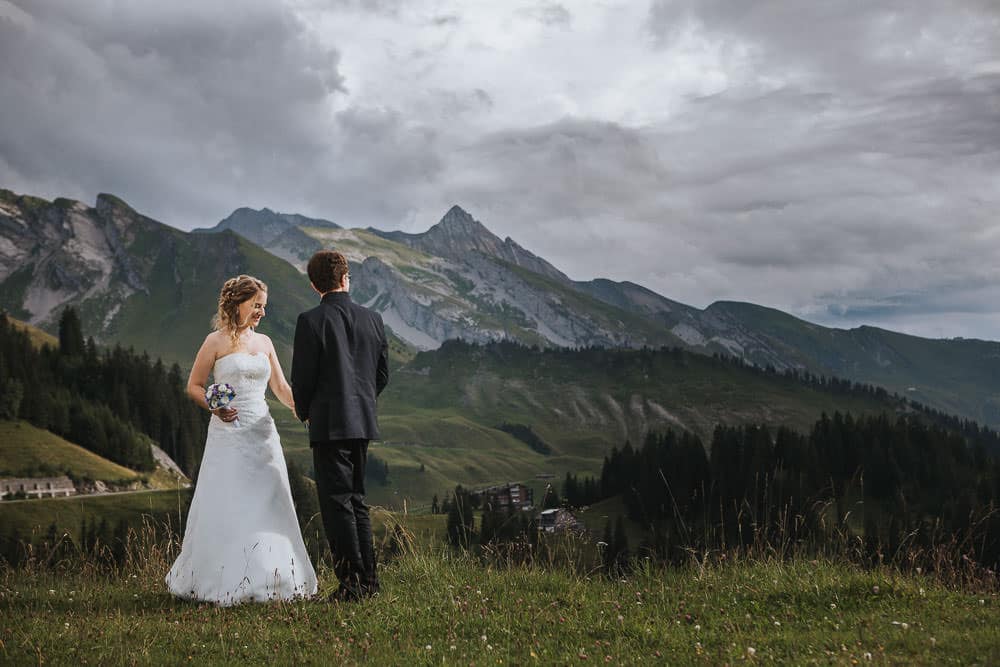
307,250,349,294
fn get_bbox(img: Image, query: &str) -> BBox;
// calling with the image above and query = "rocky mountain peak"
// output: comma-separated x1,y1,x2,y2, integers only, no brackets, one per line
95,193,136,216
431,205,494,240
196,207,339,248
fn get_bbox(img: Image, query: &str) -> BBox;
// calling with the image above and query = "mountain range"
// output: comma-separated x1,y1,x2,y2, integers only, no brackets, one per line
1,188,999,429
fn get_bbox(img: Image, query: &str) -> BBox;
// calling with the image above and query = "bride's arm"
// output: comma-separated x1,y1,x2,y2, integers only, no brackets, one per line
187,334,237,421
264,336,296,413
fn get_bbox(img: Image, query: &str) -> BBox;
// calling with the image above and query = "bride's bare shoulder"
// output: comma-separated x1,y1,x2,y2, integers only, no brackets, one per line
255,332,276,353
200,331,229,354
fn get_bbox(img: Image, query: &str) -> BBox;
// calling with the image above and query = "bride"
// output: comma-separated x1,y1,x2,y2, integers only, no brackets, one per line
166,274,318,605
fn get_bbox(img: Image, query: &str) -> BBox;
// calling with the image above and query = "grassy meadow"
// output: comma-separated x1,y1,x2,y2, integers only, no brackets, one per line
1,526,998,665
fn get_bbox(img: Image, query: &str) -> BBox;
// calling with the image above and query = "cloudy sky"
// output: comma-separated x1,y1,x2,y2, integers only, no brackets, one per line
2,1,999,340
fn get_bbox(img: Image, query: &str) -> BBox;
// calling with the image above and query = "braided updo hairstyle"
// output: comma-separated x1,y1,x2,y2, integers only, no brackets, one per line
212,274,268,349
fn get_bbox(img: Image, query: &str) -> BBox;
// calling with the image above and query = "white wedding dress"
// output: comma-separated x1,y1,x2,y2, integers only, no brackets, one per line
166,352,318,605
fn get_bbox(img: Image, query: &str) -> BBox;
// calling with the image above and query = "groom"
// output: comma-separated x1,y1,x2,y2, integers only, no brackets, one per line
291,249,389,601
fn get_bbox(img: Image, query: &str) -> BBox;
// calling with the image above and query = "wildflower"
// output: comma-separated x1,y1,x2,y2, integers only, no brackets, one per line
830,603,837,609
747,646,756,657
901,623,909,630
481,635,488,642
919,588,925,597
64,622,69,628
980,599,986,605
864,651,872,660
872,585,879,594
48,590,55,595
694,624,701,631
930,637,937,646
450,646,456,651
774,621,781,626
425,645,432,651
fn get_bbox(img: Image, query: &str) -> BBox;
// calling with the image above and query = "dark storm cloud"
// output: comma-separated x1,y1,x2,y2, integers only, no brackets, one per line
1,1,998,339
0,0,349,225
647,0,1000,90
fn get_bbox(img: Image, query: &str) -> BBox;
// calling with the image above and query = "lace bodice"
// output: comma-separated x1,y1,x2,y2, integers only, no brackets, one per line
211,352,271,426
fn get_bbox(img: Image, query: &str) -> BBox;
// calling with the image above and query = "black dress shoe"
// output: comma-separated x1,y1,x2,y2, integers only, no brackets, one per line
328,586,362,603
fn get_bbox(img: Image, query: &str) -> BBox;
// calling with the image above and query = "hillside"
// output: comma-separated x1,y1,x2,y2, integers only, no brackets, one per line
0,420,147,483
7,316,57,348
270,342,911,509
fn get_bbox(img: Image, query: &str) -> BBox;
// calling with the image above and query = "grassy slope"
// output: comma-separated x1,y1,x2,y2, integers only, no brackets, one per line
0,420,146,483
99,225,316,369
710,302,1000,427
302,227,436,269
7,316,58,349
2,552,997,665
273,345,902,509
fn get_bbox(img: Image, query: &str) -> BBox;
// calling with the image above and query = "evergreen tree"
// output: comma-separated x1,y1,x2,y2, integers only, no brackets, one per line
58,307,85,357
0,377,22,419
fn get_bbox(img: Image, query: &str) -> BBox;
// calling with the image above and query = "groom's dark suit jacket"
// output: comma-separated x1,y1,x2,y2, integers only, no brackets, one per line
291,292,389,442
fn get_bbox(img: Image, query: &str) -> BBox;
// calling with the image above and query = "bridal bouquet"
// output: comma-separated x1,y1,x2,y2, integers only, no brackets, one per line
206,382,240,426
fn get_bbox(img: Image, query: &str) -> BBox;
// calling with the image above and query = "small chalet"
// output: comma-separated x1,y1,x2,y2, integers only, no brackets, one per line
0,476,76,499
538,508,581,533
472,482,534,511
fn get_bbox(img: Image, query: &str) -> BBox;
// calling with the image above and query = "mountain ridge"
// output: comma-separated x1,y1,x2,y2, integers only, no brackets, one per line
1,187,998,427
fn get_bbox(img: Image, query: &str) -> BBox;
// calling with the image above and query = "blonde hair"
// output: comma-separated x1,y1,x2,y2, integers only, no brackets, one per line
212,275,267,349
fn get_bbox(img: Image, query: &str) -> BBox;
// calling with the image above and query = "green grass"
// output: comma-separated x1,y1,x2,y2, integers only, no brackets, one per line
708,301,1000,427
303,227,438,268
1,550,997,665
351,345,905,508
0,489,190,543
0,420,146,483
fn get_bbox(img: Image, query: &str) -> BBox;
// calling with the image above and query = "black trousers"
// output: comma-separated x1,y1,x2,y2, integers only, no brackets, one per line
312,438,378,596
